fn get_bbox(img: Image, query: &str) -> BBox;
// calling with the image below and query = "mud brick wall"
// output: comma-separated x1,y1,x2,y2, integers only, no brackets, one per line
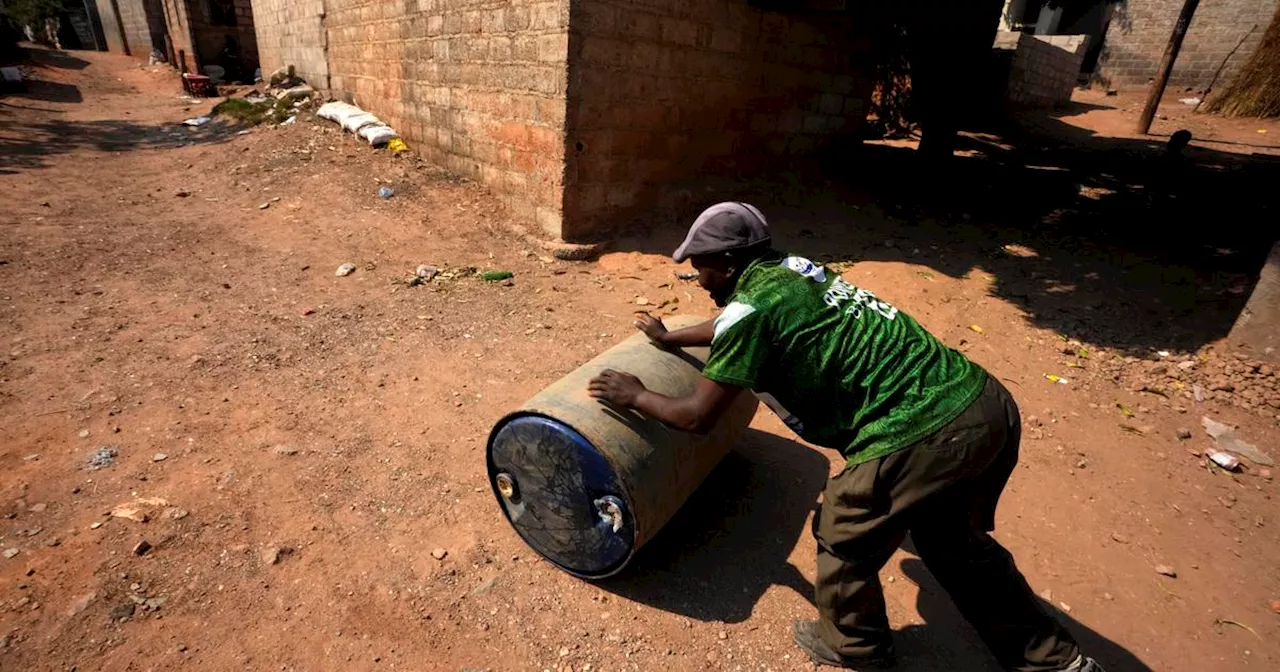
93,0,157,57
995,31,1088,107
248,0,330,89
1098,0,1278,91
562,1,872,240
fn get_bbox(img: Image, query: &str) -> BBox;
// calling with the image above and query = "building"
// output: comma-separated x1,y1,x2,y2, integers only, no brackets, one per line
250,0,874,241
91,0,259,79
998,0,1277,92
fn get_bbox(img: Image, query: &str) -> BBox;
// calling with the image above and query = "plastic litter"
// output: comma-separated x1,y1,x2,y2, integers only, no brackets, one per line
2,66,23,83
182,116,211,127
359,124,399,146
387,138,409,153
1207,450,1241,471
280,115,297,126
1044,374,1069,385
1202,416,1273,466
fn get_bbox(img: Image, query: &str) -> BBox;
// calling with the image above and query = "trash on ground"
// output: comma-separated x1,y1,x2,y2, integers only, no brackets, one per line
335,263,357,277
317,101,401,147
1206,449,1241,471
1044,374,1069,385
387,138,409,153
1,66,22,83
1116,402,1134,417
1178,98,1201,106
280,115,297,126
378,186,394,199
416,265,439,280
481,270,515,282
676,271,698,281
87,446,119,470
968,324,984,335
182,116,211,127
1202,416,1273,466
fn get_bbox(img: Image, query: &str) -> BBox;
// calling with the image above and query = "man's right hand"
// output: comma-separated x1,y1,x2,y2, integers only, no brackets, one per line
634,313,669,346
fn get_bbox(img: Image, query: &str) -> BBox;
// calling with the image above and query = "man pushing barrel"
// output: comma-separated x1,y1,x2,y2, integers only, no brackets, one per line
587,203,1104,672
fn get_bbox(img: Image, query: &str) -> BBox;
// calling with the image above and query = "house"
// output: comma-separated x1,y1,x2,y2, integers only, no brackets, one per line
250,0,876,241
998,0,1277,92
91,0,259,79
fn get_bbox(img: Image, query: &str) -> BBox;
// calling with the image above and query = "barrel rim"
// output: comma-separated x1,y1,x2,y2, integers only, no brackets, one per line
486,410,640,580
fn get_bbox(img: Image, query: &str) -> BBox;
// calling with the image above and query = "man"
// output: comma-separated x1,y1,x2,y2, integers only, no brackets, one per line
587,203,1103,672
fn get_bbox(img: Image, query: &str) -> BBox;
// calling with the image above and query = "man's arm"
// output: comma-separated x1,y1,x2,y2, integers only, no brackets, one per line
635,314,713,348
588,370,742,433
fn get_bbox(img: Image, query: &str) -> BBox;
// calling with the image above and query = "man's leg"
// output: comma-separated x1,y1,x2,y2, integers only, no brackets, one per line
811,461,910,661
909,381,1080,672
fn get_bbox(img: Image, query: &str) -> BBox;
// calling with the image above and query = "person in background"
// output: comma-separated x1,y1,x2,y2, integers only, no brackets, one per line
588,202,1104,672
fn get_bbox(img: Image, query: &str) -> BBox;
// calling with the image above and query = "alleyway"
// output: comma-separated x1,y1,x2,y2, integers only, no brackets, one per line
2,47,1279,671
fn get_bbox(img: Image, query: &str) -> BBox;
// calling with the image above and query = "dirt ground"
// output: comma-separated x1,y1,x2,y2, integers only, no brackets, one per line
2,47,1279,672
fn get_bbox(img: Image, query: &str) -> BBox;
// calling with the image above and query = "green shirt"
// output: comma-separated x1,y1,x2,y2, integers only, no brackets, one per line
701,252,988,465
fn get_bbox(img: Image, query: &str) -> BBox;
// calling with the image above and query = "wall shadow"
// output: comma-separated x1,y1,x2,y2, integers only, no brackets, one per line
895,556,1153,672
606,108,1279,358
32,49,92,70
597,427,829,623
0,116,239,173
3,78,84,103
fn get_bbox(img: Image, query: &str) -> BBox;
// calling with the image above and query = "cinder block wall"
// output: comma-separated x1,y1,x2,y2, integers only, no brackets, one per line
160,0,198,73
995,32,1088,107
187,0,260,77
248,0,330,89
1098,0,1277,91
93,0,157,56
253,0,571,237
562,1,872,240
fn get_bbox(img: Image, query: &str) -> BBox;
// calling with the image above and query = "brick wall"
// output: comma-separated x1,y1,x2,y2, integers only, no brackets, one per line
995,31,1088,106
1098,0,1278,91
248,0,329,89
562,1,872,239
160,0,197,72
93,0,159,57
247,0,872,240
186,0,260,78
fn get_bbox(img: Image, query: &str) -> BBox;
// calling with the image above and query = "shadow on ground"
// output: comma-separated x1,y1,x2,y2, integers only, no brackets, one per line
0,47,238,173
895,556,1153,672
611,106,1280,358
598,428,829,623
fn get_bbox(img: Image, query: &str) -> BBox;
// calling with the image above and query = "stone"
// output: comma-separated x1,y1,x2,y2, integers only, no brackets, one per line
336,263,357,277
1154,564,1177,578
152,453,168,462
77,429,90,438
1110,532,1129,544
166,508,189,520
133,540,152,556
415,265,439,280
431,548,448,560
109,603,136,621
66,591,96,616
1176,428,1192,440
262,546,291,565
28,503,46,513
3,548,18,559
273,445,299,456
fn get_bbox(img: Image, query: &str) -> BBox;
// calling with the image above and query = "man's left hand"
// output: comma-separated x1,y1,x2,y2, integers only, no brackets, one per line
588,369,646,407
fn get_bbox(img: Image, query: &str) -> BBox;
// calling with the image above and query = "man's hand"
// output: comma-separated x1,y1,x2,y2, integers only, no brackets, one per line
588,369,647,407
633,313,668,346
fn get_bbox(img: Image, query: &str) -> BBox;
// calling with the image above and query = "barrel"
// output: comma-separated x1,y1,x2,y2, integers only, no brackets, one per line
486,315,759,579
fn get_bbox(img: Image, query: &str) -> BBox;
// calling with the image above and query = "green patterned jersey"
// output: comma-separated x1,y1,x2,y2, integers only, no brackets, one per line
701,252,988,465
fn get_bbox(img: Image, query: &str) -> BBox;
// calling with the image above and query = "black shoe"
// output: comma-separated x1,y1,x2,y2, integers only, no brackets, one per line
791,620,896,670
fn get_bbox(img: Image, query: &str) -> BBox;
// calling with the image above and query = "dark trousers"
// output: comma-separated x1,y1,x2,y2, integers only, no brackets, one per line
813,376,1080,671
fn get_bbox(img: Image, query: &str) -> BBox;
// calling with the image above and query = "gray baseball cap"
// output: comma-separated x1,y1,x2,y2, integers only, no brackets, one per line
672,202,772,263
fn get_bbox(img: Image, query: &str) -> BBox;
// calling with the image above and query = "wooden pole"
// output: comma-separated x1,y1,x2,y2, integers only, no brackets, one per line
1136,0,1200,135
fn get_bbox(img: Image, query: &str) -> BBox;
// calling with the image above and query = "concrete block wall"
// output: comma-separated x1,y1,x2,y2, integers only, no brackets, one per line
248,0,329,89
187,0,260,77
562,0,872,239
160,0,198,72
995,31,1088,106
1098,0,1277,91
323,0,570,236
93,0,158,57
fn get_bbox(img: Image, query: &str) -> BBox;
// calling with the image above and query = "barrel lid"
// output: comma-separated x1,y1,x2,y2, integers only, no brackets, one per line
487,413,634,578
